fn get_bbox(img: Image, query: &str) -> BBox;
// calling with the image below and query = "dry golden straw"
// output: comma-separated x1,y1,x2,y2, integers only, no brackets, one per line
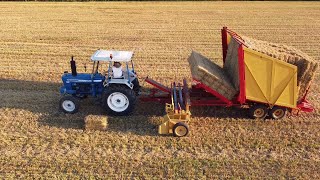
84,115,108,131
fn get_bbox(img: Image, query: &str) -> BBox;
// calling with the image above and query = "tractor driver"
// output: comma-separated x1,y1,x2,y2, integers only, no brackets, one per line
112,61,123,78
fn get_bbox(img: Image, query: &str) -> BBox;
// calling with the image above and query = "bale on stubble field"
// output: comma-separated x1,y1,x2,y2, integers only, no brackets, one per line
84,115,108,131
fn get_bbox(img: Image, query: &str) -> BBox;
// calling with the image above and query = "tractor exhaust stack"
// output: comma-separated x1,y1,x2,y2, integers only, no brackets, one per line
70,56,77,76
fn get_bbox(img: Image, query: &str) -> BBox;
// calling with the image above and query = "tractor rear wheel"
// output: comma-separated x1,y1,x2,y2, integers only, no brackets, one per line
60,95,80,114
173,122,189,137
269,106,287,120
248,104,268,119
102,85,136,116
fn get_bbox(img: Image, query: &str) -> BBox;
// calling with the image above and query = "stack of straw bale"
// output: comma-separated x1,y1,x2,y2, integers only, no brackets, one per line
187,35,318,102
84,115,107,131
243,36,318,101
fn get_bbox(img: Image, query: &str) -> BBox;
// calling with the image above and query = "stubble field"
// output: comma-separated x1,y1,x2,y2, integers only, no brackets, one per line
0,2,319,179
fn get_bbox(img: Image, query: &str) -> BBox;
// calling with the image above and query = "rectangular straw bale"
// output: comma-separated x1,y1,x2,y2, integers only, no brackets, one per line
85,115,107,131
223,38,240,91
188,51,237,100
243,36,318,101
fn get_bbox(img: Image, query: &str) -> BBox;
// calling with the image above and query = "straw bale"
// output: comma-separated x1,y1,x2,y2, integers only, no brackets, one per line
188,51,237,100
224,38,240,91
84,115,107,131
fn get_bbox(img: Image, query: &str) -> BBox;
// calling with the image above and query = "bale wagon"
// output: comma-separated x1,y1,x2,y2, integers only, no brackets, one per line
141,27,316,137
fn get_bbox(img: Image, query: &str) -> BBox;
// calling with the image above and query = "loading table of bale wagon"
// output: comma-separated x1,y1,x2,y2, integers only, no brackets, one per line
141,27,317,137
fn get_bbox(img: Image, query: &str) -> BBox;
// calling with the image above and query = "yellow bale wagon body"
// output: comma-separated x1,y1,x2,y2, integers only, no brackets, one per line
244,48,298,109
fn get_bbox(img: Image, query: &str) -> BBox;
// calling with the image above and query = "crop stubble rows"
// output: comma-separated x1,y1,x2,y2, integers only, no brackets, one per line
0,2,319,178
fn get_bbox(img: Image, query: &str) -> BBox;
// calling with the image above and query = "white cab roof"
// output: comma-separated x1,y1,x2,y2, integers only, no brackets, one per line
91,50,133,62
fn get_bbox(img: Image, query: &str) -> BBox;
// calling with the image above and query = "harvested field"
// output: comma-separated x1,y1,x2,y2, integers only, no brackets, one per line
0,2,319,179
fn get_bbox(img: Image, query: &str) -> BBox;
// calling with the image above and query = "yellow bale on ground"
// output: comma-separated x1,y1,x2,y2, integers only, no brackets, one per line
84,115,108,131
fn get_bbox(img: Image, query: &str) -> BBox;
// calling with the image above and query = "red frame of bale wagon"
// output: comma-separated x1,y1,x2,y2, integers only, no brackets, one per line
141,27,314,113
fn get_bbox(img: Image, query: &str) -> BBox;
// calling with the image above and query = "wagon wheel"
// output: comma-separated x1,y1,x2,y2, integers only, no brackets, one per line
269,106,287,120
248,104,268,119
173,122,189,137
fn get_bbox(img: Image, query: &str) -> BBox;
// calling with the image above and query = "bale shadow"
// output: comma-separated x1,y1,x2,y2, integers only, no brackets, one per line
105,115,160,136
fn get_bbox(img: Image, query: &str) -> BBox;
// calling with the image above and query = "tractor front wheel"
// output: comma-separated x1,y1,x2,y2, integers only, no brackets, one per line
102,85,136,116
59,95,80,114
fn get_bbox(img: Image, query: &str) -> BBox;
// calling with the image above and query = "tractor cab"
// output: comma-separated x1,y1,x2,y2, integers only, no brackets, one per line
91,50,139,92
59,50,140,115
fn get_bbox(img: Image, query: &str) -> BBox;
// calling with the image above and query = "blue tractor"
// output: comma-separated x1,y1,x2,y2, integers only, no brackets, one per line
59,50,140,115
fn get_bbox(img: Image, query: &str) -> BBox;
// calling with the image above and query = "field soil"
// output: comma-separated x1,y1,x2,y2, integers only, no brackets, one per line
0,2,319,179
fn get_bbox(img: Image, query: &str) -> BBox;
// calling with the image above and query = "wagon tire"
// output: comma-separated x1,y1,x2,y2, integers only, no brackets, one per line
102,85,136,116
59,95,80,114
269,106,287,120
173,122,189,137
249,104,268,119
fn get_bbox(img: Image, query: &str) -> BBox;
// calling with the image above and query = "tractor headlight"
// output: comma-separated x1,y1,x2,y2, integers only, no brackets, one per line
60,87,67,94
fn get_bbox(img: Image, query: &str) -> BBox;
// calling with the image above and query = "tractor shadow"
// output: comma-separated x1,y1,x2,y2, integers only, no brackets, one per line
0,78,250,135
0,79,162,135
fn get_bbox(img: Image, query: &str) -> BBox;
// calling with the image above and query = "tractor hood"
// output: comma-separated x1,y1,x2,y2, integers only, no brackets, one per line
62,73,105,84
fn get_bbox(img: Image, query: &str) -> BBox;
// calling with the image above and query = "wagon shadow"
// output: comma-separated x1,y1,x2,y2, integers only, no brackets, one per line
190,106,249,119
